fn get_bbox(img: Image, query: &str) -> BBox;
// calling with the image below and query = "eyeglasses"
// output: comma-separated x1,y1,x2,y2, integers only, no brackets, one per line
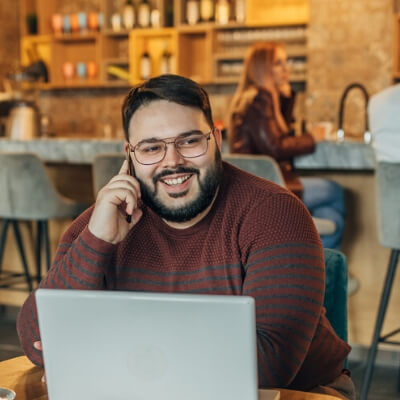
129,130,213,165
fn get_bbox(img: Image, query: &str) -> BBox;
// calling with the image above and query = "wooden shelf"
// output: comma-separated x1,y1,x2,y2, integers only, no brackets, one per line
19,0,309,89
103,58,130,65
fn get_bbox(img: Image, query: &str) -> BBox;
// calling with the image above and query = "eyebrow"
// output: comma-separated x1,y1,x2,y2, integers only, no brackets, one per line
137,129,204,144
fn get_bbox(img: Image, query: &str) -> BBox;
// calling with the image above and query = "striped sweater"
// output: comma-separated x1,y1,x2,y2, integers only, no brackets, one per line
17,162,350,391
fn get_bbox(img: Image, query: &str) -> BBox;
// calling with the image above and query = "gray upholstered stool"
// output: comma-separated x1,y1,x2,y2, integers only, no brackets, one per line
0,153,89,289
92,153,125,196
360,162,400,399
223,154,336,236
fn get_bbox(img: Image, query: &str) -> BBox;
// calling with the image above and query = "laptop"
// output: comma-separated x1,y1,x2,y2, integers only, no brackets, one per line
36,289,265,400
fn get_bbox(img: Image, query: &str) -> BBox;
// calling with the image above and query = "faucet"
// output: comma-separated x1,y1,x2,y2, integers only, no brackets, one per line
337,83,370,143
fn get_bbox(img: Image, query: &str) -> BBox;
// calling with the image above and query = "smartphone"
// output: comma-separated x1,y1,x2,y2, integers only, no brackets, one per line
125,148,134,223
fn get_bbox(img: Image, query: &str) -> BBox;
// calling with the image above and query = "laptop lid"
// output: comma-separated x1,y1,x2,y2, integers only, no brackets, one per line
36,289,258,400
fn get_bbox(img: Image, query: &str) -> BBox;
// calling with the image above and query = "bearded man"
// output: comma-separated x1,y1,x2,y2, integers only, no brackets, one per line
17,74,354,399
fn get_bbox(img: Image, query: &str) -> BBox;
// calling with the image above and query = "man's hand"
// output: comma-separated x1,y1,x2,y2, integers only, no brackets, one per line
33,341,46,383
88,160,143,244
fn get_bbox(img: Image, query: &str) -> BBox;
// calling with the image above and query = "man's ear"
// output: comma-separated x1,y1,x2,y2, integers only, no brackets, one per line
124,142,130,152
213,127,223,150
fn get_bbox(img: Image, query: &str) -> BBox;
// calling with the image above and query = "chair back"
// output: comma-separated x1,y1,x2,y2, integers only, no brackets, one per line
223,153,335,235
0,152,84,220
323,248,348,343
376,162,400,250
92,153,125,196
223,154,285,186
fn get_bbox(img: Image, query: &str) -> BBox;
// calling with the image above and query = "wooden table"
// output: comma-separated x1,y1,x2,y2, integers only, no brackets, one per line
0,356,342,400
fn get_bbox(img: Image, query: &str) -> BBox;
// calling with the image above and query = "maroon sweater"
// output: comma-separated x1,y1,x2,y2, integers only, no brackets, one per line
17,162,350,391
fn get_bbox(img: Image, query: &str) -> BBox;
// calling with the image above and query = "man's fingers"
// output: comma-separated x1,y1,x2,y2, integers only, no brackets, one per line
119,159,129,175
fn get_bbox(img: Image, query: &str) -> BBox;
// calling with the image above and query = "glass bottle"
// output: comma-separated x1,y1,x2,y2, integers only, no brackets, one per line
215,0,230,25
122,0,135,29
235,0,245,23
186,0,200,25
200,0,214,22
140,44,152,80
138,0,151,28
160,40,172,75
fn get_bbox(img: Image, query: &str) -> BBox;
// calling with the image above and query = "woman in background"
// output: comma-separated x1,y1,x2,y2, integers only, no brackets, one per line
228,42,345,250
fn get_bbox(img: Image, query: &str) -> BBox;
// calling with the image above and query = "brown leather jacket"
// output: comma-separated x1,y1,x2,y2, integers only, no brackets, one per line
228,87,315,198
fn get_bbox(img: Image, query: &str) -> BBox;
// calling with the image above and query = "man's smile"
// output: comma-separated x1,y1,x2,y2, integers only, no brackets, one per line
160,173,193,186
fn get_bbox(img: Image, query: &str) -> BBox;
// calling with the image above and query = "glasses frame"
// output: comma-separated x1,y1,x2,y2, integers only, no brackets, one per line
128,130,214,165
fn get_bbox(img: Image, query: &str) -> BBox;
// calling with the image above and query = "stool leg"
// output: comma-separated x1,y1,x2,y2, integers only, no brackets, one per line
35,221,43,284
43,220,51,271
360,249,399,400
11,220,33,292
0,219,10,273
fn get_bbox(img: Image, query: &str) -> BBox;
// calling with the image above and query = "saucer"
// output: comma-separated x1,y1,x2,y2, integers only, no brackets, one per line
0,387,16,400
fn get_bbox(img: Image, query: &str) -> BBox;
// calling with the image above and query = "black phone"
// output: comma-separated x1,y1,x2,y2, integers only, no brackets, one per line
125,148,134,223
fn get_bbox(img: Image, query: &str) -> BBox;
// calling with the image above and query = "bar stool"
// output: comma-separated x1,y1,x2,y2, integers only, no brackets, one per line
360,162,400,399
223,154,336,236
0,152,89,289
92,153,125,196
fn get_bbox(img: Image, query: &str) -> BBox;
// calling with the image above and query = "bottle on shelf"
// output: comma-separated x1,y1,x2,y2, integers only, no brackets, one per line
138,0,151,28
186,0,200,25
140,44,152,80
122,0,135,29
234,0,245,23
215,0,230,24
200,0,214,22
160,40,173,75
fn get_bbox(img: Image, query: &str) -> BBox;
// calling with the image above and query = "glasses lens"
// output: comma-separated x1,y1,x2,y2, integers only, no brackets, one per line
176,133,208,158
135,141,165,164
133,132,210,165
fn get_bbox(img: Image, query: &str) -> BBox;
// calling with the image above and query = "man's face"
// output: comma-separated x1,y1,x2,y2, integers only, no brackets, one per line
126,100,222,224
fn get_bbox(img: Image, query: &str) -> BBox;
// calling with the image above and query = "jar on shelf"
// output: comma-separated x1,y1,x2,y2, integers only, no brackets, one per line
200,0,213,22
138,0,151,28
215,0,230,25
186,0,200,25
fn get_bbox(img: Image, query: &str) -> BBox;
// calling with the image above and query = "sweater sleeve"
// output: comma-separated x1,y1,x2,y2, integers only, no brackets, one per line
240,192,325,388
16,206,117,367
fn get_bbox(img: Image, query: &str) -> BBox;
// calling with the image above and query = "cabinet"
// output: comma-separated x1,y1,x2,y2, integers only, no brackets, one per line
19,0,309,89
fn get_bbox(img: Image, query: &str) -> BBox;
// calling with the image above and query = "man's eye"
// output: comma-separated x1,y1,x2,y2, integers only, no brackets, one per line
179,136,202,146
141,144,163,153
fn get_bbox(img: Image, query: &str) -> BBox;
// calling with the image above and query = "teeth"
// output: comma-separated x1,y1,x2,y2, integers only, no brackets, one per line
163,175,190,186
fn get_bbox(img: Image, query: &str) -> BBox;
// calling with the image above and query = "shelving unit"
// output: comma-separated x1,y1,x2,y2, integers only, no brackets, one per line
19,0,309,89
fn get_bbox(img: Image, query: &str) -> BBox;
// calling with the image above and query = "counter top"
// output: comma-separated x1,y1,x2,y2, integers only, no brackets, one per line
0,138,124,164
294,140,376,171
0,138,376,170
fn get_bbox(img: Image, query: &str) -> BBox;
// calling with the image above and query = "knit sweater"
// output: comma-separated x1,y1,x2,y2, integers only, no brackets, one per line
17,162,350,391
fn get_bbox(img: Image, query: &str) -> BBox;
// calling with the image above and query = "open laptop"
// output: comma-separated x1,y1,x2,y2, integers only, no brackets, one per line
36,289,270,400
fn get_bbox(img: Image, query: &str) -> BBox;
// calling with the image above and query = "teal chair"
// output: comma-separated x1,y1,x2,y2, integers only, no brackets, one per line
323,248,348,343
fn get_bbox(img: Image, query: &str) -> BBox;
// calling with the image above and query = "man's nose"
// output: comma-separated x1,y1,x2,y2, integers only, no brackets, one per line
162,142,184,167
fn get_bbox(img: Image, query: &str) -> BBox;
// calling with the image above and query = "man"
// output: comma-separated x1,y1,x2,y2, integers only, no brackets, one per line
17,74,353,398
368,83,400,162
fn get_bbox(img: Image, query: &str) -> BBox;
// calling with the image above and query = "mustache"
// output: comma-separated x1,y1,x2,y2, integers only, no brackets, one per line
152,166,199,185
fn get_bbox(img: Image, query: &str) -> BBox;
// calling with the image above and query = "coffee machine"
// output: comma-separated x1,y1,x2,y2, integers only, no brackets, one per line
1,66,46,140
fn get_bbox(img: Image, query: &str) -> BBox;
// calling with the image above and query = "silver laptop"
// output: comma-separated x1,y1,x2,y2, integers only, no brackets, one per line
36,289,258,400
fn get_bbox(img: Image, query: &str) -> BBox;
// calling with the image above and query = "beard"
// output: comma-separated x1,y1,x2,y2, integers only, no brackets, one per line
137,149,223,223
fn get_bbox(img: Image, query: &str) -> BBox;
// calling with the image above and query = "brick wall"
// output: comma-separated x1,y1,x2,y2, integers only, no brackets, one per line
307,0,394,135
0,1,20,85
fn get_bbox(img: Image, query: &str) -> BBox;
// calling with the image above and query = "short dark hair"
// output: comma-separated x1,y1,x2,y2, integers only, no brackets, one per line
121,74,214,141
